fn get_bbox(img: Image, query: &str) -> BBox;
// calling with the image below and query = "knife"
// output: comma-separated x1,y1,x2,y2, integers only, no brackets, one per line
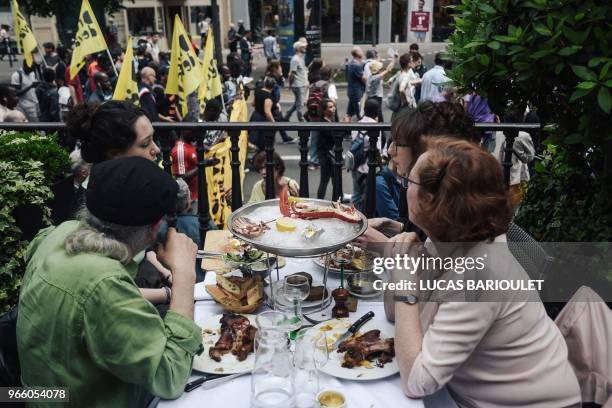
332,311,375,349
184,372,245,392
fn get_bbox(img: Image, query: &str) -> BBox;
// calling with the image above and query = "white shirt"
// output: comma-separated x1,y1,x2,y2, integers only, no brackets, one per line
420,65,450,102
198,20,209,35
11,69,38,109
327,83,338,101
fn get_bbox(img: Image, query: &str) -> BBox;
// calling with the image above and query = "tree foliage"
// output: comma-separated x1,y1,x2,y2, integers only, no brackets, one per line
447,0,611,152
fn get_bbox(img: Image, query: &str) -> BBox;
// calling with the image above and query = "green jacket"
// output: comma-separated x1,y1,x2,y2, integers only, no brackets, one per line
17,221,203,407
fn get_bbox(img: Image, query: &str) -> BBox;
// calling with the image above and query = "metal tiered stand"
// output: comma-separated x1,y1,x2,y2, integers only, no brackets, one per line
227,198,368,317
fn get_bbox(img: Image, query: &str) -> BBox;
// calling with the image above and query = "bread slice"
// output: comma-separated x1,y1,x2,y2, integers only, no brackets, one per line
246,280,263,305
205,285,243,308
217,275,253,298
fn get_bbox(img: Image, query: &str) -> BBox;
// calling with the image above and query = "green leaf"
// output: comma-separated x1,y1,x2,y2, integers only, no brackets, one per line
574,12,585,21
598,87,611,113
564,133,583,144
494,35,516,43
588,57,609,68
546,15,553,30
533,23,552,36
532,49,555,59
464,41,485,48
600,62,611,80
534,161,545,173
478,3,497,14
604,80,612,88
487,41,501,50
554,62,564,75
576,82,596,90
570,88,591,101
571,65,597,81
558,46,581,56
479,54,490,65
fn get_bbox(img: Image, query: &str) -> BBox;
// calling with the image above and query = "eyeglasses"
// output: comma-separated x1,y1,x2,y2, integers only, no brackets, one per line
399,175,421,189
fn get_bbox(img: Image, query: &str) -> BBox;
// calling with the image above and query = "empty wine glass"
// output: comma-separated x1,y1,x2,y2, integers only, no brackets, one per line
274,275,310,333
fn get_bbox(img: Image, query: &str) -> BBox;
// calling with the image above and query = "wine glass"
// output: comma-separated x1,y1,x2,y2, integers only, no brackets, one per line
331,245,355,288
277,275,310,333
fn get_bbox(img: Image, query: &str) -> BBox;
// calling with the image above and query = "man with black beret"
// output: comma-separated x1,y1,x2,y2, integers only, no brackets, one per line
17,157,202,406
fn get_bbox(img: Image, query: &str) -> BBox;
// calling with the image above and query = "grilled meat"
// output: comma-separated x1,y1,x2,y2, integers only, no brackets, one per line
209,313,257,362
337,329,395,368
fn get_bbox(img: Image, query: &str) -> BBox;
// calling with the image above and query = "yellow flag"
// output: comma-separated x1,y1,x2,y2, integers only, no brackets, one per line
69,0,108,79
112,37,139,104
11,0,37,67
205,139,233,227
166,15,202,115
229,83,249,188
198,30,223,111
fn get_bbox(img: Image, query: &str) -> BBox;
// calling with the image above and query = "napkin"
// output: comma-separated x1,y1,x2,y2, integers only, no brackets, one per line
194,272,218,301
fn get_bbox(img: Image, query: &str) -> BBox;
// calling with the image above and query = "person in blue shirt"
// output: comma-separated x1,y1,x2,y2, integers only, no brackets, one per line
375,160,402,220
346,46,365,120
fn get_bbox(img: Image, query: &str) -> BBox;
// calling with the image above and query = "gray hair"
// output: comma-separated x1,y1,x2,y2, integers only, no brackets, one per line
69,149,89,175
175,178,191,214
65,206,154,264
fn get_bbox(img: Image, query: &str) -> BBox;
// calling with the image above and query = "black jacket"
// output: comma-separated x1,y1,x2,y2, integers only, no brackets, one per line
35,82,60,122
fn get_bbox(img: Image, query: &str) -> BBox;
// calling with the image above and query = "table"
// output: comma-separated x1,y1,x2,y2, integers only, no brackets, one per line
157,258,424,408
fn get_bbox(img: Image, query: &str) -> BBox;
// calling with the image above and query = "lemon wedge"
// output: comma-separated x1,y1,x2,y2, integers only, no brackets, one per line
276,217,297,232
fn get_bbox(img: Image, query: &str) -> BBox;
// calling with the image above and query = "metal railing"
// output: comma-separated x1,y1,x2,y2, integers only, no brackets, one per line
0,121,540,247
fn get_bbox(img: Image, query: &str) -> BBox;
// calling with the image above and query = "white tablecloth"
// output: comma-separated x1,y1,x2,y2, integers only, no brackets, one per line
158,258,424,408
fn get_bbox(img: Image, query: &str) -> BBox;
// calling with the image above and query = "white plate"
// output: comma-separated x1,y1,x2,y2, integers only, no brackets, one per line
264,280,331,309
192,313,257,375
307,318,398,381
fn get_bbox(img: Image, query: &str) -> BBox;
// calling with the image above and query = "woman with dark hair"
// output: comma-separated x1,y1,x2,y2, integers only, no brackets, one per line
315,98,339,199
65,101,172,306
308,57,324,84
264,60,296,143
248,150,299,203
249,76,278,150
66,100,160,163
387,139,581,407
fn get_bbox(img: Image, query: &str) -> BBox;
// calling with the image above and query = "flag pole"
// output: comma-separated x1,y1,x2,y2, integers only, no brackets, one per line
105,47,119,78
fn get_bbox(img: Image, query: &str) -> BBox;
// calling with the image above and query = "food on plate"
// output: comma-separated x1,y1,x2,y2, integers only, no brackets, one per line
223,246,264,264
206,275,264,312
322,246,374,272
232,216,270,238
279,185,361,223
209,313,257,362
290,272,313,287
337,330,395,368
276,216,297,232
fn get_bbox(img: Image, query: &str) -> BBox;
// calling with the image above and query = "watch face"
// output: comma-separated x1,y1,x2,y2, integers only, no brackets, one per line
394,294,418,305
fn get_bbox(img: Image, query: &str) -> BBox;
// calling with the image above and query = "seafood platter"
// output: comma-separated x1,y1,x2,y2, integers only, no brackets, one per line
228,186,368,258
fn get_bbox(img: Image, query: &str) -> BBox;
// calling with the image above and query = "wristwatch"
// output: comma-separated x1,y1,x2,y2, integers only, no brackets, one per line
394,294,419,305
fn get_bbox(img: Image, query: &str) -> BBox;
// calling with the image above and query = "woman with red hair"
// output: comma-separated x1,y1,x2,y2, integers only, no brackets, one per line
387,139,580,407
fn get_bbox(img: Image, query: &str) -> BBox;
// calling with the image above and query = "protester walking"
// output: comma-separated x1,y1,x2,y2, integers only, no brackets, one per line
10,60,39,122
316,98,339,199
420,52,451,102
36,67,61,122
263,30,278,62
346,46,365,121
285,40,309,122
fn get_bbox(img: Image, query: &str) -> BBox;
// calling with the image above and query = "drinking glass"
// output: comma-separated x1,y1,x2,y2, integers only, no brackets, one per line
281,275,310,330
293,330,329,408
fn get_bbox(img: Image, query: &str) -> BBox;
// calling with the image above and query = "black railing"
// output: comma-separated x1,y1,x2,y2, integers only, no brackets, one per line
0,121,539,247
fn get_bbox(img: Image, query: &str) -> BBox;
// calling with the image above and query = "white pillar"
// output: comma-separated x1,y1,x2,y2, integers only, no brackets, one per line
378,0,392,44
341,0,353,44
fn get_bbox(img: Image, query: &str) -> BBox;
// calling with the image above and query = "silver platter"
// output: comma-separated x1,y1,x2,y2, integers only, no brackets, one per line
227,198,368,258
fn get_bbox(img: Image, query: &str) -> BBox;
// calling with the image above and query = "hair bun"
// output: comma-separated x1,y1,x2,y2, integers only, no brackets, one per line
66,103,100,143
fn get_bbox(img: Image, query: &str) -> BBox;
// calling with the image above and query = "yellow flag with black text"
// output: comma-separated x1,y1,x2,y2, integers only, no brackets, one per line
69,0,108,79
166,15,202,115
198,30,223,112
230,83,249,184
112,37,139,104
11,0,37,67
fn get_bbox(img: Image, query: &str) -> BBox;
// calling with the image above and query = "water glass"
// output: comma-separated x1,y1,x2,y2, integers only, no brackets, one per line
293,330,329,408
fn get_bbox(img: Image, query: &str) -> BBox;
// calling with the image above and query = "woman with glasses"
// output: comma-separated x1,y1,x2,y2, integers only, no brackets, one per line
356,101,478,246
387,138,580,407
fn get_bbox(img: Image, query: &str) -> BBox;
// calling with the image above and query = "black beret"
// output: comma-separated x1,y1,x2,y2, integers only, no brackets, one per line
86,157,178,226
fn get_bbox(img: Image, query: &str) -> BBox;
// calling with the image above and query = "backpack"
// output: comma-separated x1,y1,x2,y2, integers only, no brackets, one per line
346,131,367,171
385,74,403,112
305,80,329,121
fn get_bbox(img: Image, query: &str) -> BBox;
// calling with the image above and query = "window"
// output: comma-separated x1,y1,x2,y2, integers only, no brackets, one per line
126,8,155,36
391,0,408,43
321,0,340,42
433,0,457,41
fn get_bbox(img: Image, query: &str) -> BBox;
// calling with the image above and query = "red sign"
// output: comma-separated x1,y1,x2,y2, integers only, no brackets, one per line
410,11,430,32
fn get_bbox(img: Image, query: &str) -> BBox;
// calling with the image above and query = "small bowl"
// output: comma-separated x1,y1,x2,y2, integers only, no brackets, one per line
317,390,347,408
347,272,382,298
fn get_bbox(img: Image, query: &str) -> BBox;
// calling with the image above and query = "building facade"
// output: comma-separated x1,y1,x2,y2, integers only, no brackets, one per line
236,0,456,45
